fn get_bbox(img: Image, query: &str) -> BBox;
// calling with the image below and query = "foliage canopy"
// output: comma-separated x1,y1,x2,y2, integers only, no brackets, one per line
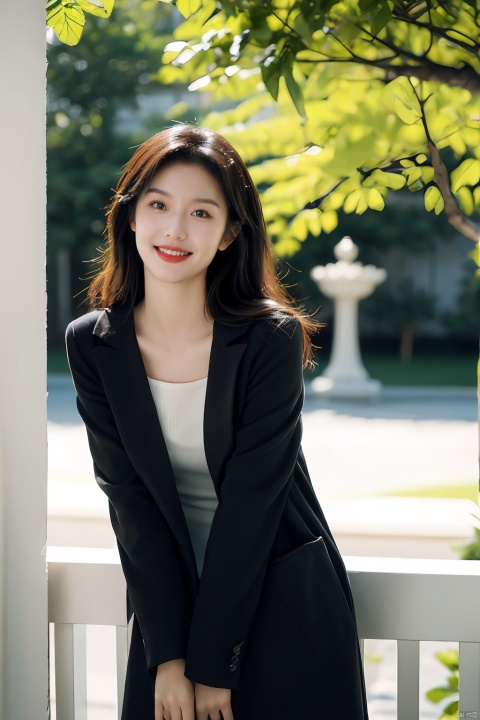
155,0,480,253
47,0,114,45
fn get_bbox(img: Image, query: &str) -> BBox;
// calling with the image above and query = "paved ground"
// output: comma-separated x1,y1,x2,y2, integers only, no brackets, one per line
47,375,478,720
48,376,477,505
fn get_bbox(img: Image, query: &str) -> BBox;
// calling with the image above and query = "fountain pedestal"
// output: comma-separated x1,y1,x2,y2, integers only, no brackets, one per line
310,236,387,400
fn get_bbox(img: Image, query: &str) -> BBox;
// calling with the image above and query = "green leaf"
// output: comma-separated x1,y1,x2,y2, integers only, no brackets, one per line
457,186,474,215
356,192,369,214
435,650,459,672
290,212,309,241
371,1,393,36
320,210,338,233
441,699,459,718
366,188,385,210
447,674,459,689
451,158,480,193
420,166,434,183
283,65,307,120
261,57,281,101
344,189,362,214
365,169,406,190
406,167,422,186
175,0,202,19
424,185,441,212
380,172,406,190
77,0,113,18
434,194,445,214
47,2,85,46
293,13,312,43
383,77,422,125
358,0,379,10
425,686,458,703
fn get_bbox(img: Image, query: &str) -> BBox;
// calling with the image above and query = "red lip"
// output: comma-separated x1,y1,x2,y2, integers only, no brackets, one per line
154,245,192,263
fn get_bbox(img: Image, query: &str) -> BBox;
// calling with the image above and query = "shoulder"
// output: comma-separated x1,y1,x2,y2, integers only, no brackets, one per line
65,309,104,342
248,313,302,347
243,313,303,369
65,309,106,364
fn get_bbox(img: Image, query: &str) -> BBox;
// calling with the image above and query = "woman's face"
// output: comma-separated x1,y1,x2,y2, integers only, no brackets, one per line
130,161,231,285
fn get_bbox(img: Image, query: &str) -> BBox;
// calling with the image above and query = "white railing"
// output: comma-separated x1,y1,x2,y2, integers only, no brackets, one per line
47,547,480,720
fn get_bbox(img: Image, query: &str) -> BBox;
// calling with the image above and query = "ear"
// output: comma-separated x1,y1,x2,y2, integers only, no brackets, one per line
218,222,242,252
128,206,136,232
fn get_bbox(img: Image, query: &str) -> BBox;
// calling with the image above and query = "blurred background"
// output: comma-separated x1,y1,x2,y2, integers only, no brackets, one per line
46,0,478,387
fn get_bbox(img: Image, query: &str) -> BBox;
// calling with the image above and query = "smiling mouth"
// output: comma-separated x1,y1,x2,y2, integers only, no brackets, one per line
154,246,193,263
155,246,192,257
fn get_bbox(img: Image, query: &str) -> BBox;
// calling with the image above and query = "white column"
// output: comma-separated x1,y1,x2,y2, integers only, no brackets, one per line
0,1,48,718
324,296,368,381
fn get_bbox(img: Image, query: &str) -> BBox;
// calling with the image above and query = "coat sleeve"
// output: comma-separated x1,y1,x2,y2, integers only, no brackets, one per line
65,318,191,676
184,316,305,689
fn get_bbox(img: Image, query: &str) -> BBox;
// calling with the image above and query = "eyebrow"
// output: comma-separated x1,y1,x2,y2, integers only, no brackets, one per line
145,187,221,209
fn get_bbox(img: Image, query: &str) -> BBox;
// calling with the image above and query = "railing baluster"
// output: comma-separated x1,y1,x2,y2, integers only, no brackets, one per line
397,639,419,720
74,625,87,720
47,549,480,718
54,624,87,720
55,623,75,720
459,641,480,719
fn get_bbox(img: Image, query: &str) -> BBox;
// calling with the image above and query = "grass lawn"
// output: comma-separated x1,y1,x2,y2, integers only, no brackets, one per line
381,483,479,503
312,351,477,387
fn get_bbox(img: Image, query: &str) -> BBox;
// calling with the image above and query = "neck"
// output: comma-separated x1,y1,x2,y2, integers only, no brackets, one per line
136,270,213,346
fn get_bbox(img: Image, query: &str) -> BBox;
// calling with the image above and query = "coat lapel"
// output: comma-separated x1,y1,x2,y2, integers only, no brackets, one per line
90,303,249,578
203,324,248,489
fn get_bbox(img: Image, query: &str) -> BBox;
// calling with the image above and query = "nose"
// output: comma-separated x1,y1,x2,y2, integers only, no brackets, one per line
164,213,187,240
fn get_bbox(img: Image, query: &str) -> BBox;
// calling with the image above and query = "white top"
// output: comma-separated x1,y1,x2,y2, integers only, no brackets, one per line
147,375,218,576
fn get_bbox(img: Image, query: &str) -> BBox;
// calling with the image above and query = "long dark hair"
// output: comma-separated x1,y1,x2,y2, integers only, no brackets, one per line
87,124,322,368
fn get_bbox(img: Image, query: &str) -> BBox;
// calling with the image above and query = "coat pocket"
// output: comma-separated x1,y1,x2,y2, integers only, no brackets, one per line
266,535,357,658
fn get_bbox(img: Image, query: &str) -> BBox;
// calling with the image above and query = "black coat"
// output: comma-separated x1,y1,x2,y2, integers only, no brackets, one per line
66,303,369,720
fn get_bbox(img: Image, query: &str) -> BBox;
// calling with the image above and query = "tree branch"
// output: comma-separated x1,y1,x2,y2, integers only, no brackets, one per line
358,23,480,91
409,80,480,243
392,10,480,54
304,178,347,210
296,52,480,92
383,60,480,92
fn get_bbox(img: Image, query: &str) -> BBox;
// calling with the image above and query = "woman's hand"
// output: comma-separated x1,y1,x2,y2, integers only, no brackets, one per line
194,683,234,720
155,659,195,720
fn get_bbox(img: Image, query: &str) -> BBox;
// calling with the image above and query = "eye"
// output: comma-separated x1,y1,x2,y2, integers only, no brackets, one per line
151,200,166,211
192,209,212,218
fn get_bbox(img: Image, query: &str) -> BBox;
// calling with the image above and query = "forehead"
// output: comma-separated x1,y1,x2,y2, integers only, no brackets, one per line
148,161,225,198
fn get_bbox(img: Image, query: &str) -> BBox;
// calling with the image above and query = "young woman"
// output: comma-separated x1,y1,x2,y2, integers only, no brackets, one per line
66,125,369,720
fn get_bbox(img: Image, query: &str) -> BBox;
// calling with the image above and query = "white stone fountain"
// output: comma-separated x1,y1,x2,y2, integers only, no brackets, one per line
310,236,387,400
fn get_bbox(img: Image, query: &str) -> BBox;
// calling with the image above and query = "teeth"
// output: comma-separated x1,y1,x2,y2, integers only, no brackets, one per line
158,247,190,256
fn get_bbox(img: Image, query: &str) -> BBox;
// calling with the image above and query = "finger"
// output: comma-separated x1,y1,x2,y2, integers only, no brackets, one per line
194,703,208,720
154,702,164,720
180,701,196,720
221,703,235,720
170,705,183,720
